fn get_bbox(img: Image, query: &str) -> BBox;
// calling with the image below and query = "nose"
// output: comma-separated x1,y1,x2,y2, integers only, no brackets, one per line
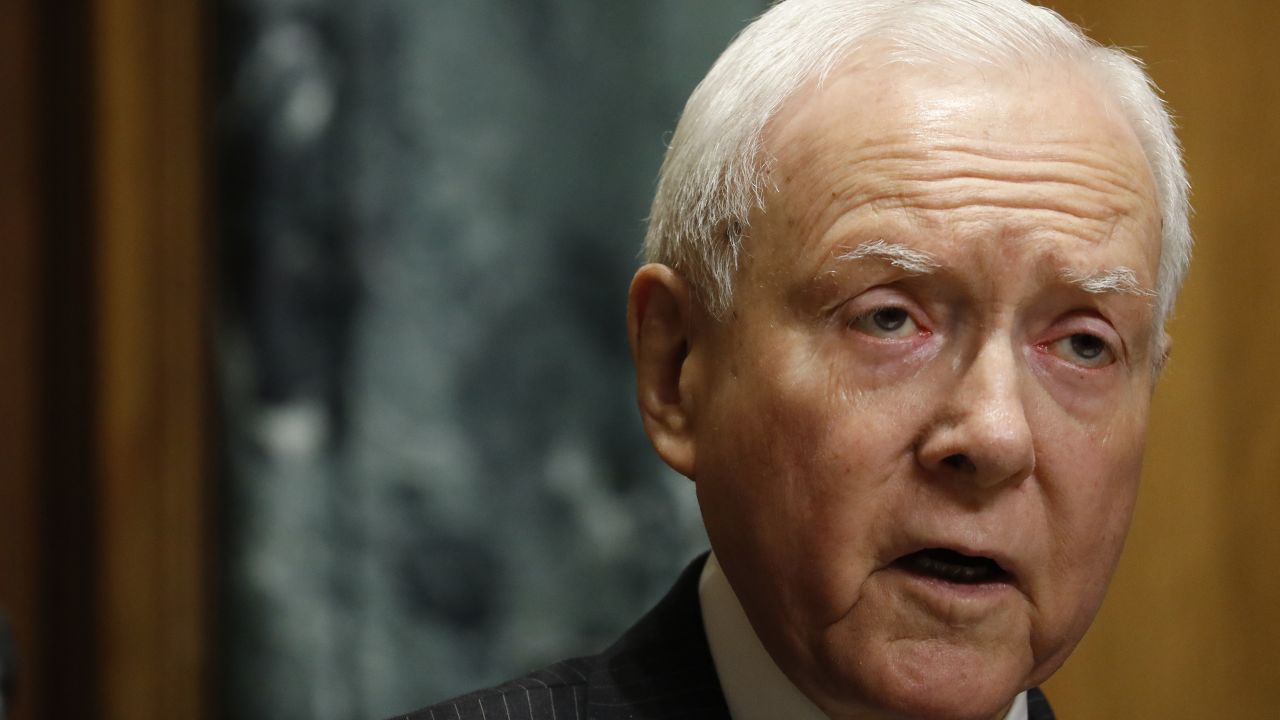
916,340,1036,490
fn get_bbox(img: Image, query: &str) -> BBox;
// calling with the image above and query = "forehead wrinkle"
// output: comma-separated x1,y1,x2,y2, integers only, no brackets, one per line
771,154,1154,266
760,68,1162,305
912,136,1148,188
811,138,1148,198
824,148,1147,226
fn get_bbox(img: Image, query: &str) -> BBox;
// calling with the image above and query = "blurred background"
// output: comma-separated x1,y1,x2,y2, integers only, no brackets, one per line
0,1,1276,719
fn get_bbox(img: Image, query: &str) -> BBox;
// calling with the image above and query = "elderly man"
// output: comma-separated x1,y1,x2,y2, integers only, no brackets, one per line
398,0,1189,718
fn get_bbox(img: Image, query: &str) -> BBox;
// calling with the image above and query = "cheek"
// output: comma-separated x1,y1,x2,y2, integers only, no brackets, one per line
1047,403,1147,557
699,355,923,618
1063,441,1142,579
1033,374,1149,553
1028,411,1146,673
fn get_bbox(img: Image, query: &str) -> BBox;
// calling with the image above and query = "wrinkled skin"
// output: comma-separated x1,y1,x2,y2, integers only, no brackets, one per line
629,59,1163,720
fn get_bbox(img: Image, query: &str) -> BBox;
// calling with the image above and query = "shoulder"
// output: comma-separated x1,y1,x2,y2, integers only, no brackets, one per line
390,553,726,720
391,657,594,720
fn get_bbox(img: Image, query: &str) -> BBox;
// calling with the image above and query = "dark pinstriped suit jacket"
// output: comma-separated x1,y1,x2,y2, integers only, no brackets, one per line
394,554,1056,720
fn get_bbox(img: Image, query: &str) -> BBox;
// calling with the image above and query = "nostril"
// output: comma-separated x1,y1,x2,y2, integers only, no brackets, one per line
942,453,977,473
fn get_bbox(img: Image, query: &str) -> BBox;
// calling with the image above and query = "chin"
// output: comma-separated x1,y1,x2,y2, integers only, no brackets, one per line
824,680,1020,720
808,638,1028,720
870,697,1015,720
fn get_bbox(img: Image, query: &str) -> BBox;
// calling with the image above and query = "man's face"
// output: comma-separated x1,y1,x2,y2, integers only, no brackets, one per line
688,62,1162,719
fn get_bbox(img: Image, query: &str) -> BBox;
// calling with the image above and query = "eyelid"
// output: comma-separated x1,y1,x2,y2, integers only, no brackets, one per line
841,287,934,340
1041,314,1126,365
843,286,927,318
1047,334,1114,368
849,307,916,338
844,286,936,345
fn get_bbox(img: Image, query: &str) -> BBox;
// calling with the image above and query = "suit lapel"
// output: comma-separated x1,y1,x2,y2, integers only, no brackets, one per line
585,553,731,720
1026,687,1056,720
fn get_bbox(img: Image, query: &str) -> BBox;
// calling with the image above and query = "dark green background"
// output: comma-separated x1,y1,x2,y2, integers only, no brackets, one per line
215,2,766,717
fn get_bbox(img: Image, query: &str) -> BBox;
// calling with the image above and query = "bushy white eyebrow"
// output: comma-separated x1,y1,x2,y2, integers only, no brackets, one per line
831,243,1153,300
1060,266,1156,297
833,239,940,275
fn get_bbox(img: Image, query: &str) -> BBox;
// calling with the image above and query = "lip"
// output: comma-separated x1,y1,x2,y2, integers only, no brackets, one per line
884,539,1025,593
883,563,1021,623
888,563,1018,596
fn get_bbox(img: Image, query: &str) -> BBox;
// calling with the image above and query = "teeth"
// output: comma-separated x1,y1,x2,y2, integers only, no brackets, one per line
902,549,1006,584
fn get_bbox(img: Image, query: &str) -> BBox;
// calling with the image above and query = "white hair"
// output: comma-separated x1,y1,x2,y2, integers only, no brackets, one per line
643,0,1191,332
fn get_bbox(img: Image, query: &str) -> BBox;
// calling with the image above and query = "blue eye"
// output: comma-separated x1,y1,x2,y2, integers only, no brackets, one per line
850,307,918,338
1049,333,1115,368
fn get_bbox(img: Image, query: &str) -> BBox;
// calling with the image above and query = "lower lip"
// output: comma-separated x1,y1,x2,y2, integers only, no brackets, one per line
886,565,1020,604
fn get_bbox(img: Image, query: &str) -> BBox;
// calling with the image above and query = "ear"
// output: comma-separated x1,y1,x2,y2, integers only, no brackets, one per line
1153,330,1173,381
627,263,700,479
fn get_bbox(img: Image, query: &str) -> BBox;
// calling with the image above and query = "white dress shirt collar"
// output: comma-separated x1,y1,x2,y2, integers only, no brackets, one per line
697,552,1028,720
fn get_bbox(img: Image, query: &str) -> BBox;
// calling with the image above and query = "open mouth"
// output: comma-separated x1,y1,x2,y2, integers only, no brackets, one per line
894,548,1012,585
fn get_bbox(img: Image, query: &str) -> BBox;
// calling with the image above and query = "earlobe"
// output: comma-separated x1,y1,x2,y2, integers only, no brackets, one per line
627,264,699,479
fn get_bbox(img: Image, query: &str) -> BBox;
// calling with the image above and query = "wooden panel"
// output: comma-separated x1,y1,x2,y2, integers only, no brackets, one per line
92,0,211,718
2,2,104,718
1040,1,1280,716
0,0,44,717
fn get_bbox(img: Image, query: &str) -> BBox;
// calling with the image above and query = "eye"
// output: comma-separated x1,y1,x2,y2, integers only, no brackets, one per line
1048,333,1116,368
849,306,919,339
